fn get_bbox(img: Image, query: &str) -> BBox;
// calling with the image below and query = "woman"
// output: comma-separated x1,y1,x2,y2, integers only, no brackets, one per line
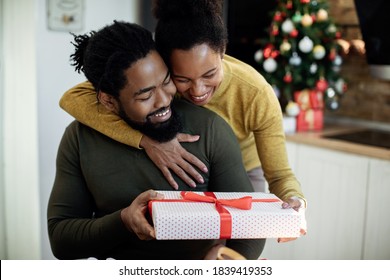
60,0,306,212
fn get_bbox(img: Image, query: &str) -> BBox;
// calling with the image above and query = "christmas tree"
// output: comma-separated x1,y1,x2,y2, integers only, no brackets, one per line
254,0,347,125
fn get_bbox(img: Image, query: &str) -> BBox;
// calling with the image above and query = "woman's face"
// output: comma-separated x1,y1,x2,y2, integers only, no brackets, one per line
170,43,224,106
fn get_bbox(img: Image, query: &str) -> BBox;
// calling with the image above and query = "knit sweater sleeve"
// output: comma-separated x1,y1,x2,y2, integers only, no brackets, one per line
59,81,143,148
47,122,132,259
250,82,305,202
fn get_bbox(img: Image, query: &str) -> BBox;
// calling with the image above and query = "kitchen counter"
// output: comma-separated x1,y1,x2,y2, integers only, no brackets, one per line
285,124,390,160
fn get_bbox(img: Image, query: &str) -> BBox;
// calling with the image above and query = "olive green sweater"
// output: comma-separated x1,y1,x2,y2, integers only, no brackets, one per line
48,99,264,259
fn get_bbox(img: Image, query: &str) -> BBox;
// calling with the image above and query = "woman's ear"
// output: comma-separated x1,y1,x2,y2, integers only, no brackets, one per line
221,47,226,59
98,91,119,114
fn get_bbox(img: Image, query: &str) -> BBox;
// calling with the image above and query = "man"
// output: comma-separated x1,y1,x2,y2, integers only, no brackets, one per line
47,21,263,260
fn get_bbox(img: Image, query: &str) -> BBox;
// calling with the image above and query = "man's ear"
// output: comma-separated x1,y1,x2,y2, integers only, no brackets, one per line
98,91,119,114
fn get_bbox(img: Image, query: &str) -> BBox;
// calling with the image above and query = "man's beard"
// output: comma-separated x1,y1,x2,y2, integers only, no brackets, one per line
118,103,182,143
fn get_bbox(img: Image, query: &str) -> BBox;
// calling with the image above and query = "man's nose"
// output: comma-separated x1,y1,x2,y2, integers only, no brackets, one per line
154,88,171,108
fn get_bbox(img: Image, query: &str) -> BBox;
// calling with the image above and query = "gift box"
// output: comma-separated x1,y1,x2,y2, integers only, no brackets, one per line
294,89,324,110
293,89,324,132
294,89,311,111
149,191,303,240
296,108,323,131
309,90,324,109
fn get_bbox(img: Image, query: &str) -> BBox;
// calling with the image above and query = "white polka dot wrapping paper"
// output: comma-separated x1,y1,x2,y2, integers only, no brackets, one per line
149,191,304,240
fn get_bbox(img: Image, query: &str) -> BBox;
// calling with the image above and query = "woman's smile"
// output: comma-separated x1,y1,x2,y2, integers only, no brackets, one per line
188,88,213,105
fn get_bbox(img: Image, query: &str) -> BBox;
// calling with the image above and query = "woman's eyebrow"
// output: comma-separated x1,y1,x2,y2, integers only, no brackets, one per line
173,67,217,79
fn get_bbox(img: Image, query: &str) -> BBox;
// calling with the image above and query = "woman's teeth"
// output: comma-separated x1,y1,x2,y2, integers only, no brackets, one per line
192,93,208,101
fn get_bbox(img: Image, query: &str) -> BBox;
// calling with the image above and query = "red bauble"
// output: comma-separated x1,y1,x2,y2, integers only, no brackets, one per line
270,50,280,59
328,49,337,61
271,25,279,36
300,0,310,3
283,73,293,83
290,29,298,38
316,78,328,92
286,0,293,9
273,12,283,22
263,44,274,59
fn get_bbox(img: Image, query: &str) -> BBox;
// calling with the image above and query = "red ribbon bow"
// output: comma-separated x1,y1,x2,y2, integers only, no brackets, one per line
180,191,253,210
181,191,252,239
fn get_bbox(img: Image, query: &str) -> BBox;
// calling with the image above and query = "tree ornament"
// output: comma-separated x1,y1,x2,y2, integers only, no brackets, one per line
290,29,299,38
285,101,300,117
310,0,319,7
309,62,318,74
270,49,280,59
263,58,277,73
273,11,283,22
300,0,310,4
286,0,293,9
310,13,317,23
333,65,341,73
272,85,281,98
333,55,343,66
254,49,263,63
327,24,337,33
283,71,293,83
335,78,347,94
328,48,337,61
325,87,336,98
317,8,328,22
292,12,302,23
289,52,302,66
326,96,340,111
316,78,328,92
280,40,292,54
281,19,294,34
271,25,279,36
313,45,326,59
263,44,274,59
301,14,313,27
298,36,314,53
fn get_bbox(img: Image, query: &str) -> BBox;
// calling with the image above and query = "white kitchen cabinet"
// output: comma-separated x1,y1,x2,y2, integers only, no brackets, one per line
262,143,369,259
363,159,390,259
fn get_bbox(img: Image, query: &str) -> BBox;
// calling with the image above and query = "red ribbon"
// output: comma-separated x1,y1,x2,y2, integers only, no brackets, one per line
149,191,281,239
182,191,251,239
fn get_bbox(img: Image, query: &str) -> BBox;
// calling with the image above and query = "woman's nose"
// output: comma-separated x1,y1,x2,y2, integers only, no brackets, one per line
190,80,206,96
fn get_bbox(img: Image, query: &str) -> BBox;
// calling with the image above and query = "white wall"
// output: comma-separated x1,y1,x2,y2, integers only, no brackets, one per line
1,0,140,260
2,0,40,260
0,0,6,260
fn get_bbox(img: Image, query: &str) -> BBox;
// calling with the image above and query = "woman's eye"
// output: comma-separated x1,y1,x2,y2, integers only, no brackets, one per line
173,77,189,83
204,72,216,79
163,77,172,86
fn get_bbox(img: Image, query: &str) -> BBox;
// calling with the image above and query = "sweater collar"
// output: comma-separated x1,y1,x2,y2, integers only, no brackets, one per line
213,55,232,99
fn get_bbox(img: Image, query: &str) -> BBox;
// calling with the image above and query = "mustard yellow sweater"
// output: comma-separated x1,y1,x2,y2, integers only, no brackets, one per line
60,55,304,202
